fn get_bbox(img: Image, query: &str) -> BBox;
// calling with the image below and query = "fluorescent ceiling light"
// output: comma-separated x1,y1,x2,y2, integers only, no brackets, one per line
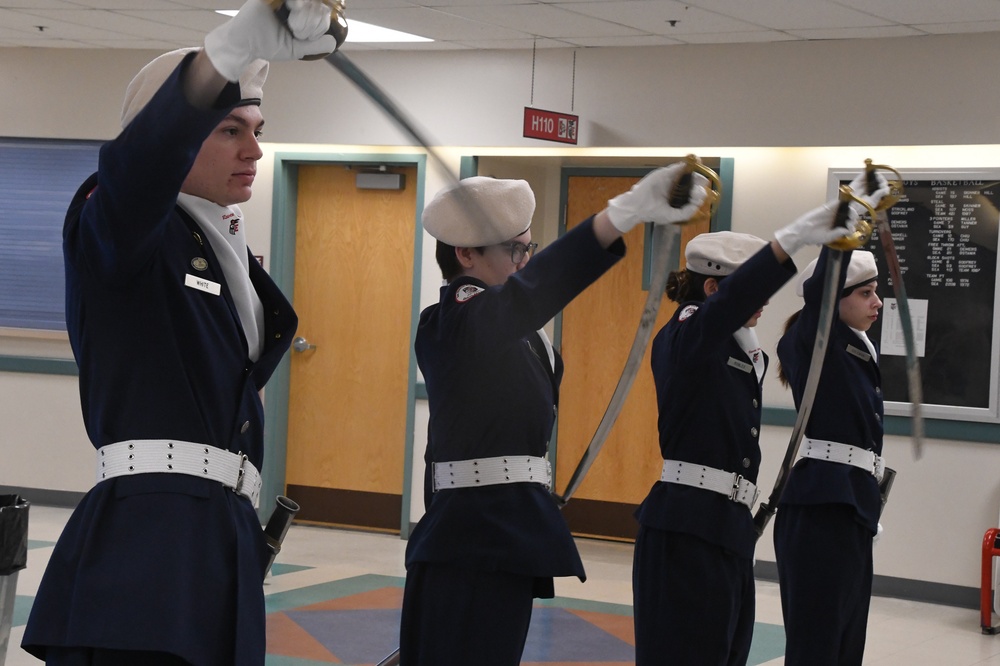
215,10,432,43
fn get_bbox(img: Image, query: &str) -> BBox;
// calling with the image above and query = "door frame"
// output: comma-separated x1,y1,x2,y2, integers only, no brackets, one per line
261,151,428,538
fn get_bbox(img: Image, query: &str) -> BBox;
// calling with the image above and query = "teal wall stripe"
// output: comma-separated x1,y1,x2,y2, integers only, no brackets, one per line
0,356,77,375
715,157,735,231
762,406,1000,443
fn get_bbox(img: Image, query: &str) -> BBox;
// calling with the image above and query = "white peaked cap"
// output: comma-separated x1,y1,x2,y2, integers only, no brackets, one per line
121,47,268,129
796,250,878,297
422,177,535,247
685,231,768,276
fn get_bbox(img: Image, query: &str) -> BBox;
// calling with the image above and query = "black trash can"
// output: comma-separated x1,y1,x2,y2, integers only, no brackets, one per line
0,495,29,666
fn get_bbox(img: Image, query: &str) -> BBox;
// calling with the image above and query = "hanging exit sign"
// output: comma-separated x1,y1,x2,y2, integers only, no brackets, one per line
523,107,579,144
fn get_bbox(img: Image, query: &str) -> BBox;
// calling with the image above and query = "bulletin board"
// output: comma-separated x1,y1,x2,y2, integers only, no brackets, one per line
830,168,1000,423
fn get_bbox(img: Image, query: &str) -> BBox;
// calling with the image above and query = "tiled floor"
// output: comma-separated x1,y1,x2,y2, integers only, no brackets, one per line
4,505,1000,665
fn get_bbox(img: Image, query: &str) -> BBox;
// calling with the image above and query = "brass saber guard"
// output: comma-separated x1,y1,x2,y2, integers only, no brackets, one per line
269,0,349,57
670,154,722,225
826,184,875,251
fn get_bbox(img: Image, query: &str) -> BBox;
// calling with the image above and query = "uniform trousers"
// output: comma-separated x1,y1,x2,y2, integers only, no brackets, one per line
774,503,873,666
632,527,755,666
399,561,538,666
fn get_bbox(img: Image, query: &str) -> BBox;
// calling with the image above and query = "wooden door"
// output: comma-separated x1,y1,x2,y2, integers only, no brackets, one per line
556,174,710,540
284,164,417,532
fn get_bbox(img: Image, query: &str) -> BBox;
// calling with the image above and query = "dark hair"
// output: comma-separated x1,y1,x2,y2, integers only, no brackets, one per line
842,277,877,298
435,240,486,282
776,310,803,388
665,270,719,304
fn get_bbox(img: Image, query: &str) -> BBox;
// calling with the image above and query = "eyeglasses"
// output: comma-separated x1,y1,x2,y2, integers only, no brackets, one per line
498,241,539,264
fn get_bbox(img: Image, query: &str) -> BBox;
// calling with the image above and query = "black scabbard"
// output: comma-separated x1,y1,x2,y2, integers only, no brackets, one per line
262,495,300,577
878,468,896,518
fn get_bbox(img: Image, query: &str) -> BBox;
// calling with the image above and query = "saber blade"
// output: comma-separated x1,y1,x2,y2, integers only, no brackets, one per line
555,223,678,505
874,211,924,459
864,161,923,460
753,248,843,538
324,51,456,184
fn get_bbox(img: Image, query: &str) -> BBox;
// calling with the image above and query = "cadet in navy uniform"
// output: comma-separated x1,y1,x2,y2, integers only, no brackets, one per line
401,166,709,665
633,196,869,665
774,248,886,666
21,3,335,664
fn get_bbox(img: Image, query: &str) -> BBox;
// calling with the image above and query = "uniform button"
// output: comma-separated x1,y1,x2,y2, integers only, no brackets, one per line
742,458,750,469
752,398,759,408
875,387,882,395
750,427,759,438
275,333,282,339
240,421,250,434
875,413,881,422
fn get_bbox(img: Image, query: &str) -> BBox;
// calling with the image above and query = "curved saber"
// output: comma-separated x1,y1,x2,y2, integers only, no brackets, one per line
753,187,875,538
752,248,843,538
554,222,678,505
325,51,456,185
555,157,721,505
866,160,924,460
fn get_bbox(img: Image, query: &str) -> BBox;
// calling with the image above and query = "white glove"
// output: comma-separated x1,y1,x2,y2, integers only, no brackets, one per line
775,199,857,256
847,170,892,212
204,0,337,82
606,163,709,233
286,0,333,40
873,522,884,545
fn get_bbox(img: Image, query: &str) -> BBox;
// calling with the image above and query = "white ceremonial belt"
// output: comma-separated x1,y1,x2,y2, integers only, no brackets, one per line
433,456,551,492
800,438,885,483
660,459,759,510
96,440,262,506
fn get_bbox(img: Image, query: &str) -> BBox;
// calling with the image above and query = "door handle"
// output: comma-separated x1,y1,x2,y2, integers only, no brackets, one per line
292,336,317,353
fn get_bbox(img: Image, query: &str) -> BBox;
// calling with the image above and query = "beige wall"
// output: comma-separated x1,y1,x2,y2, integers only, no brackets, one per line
2,35,1000,594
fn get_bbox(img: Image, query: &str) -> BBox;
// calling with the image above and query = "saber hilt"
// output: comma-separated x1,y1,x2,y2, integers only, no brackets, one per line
262,495,300,577
270,0,349,57
668,166,694,208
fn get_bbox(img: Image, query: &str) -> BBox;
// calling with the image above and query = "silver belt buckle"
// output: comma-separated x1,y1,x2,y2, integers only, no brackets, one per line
729,474,744,502
235,451,248,494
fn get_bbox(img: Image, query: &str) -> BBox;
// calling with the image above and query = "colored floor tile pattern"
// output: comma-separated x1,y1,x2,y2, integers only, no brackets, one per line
8,509,998,666
264,572,786,665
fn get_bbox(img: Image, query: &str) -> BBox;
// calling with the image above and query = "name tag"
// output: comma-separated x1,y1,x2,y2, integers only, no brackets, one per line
185,273,221,296
846,344,871,362
727,357,753,373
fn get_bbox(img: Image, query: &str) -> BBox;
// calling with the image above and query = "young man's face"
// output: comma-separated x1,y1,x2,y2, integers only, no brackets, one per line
840,280,882,331
181,104,264,207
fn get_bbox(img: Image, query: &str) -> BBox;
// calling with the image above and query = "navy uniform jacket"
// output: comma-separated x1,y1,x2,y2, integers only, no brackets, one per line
636,246,795,559
22,53,296,665
776,247,883,533
406,217,624,580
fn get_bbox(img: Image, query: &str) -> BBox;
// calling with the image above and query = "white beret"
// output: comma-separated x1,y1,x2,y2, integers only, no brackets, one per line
121,47,268,129
684,231,768,276
795,250,878,297
422,177,535,247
